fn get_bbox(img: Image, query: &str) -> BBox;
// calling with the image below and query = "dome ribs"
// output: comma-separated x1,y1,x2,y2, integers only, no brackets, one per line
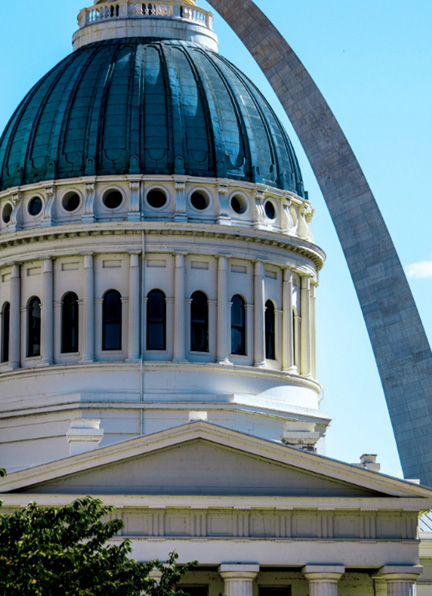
168,43,212,177
159,42,187,175
51,45,101,181
24,51,91,185
0,39,304,194
142,42,171,175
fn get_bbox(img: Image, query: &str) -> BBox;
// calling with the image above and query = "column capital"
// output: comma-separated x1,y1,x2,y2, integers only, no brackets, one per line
378,565,423,580
303,565,345,581
218,564,259,579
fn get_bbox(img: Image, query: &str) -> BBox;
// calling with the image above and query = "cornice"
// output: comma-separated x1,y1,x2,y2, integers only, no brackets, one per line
0,222,325,270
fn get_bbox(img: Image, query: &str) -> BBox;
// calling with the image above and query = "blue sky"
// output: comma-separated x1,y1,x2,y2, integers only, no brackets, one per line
1,0,432,479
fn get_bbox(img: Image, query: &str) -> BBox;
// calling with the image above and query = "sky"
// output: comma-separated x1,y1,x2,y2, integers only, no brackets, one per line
1,0,432,479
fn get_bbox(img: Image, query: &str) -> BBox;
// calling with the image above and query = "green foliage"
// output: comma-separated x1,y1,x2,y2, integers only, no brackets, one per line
0,497,197,596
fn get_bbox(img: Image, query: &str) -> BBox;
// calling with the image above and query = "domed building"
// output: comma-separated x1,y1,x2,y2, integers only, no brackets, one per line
1,2,431,594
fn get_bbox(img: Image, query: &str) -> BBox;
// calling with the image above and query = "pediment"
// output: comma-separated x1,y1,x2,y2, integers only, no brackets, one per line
18,438,382,497
1,422,431,500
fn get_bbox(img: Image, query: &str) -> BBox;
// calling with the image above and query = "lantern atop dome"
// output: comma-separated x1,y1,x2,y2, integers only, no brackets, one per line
75,0,215,51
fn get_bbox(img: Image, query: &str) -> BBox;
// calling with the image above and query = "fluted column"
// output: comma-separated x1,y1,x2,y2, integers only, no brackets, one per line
379,566,423,596
9,263,21,369
300,276,312,377
254,260,265,367
219,564,259,596
81,254,95,363
311,280,317,379
217,255,231,364
42,259,54,365
303,566,345,596
127,252,141,361
173,253,186,362
282,268,295,372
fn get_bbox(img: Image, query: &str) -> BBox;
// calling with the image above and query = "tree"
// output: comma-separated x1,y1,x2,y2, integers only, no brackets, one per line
0,496,197,596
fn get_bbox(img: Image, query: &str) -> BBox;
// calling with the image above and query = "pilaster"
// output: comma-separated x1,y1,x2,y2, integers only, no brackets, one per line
81,254,95,362
300,275,312,377
9,263,21,369
42,258,54,365
173,253,187,361
253,260,265,367
127,252,141,361
217,255,231,364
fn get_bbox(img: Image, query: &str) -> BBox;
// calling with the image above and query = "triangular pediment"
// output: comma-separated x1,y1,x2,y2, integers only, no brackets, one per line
15,438,382,497
1,422,431,500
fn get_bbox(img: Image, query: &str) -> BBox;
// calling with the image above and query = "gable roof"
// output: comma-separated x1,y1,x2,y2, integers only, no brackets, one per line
1,421,431,501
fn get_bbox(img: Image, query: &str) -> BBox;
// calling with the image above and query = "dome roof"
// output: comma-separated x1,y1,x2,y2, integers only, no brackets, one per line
0,38,304,195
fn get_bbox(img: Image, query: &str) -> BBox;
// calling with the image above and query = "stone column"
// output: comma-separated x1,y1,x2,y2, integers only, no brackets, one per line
379,566,423,596
9,263,21,369
311,280,317,379
217,255,231,364
300,276,312,378
282,268,295,372
42,259,54,365
127,252,141,361
219,564,259,596
254,260,265,367
303,565,345,596
81,254,95,363
173,253,186,362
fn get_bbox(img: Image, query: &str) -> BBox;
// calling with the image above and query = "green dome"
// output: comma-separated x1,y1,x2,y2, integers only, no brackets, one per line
0,38,304,195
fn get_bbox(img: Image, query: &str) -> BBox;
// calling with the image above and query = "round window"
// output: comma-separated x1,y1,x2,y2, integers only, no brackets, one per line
147,189,167,209
103,189,123,210
231,194,248,215
62,192,81,213
264,200,276,220
28,196,43,217
191,191,210,211
2,203,13,224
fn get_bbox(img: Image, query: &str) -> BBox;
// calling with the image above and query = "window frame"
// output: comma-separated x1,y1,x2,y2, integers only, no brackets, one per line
102,290,122,351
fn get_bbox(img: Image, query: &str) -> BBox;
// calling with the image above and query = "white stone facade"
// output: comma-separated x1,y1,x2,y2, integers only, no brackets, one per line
1,2,432,594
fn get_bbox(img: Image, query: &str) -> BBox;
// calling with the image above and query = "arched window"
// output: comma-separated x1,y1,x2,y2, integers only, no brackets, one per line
147,290,166,351
1,302,10,363
28,297,41,357
265,300,276,360
191,291,208,352
231,295,246,355
62,292,79,353
102,290,122,351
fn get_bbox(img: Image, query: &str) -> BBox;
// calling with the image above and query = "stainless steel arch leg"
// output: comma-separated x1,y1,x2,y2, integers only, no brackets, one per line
207,0,432,484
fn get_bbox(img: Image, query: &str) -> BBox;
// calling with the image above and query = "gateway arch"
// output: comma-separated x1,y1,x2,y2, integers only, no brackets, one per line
206,0,432,484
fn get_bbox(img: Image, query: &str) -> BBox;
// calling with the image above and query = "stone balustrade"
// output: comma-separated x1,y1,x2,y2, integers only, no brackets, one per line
78,1,213,30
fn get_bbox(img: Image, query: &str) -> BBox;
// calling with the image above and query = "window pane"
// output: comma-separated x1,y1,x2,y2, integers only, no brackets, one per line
265,300,275,360
231,295,246,355
28,298,41,357
62,293,79,353
1,303,10,363
103,291,122,350
191,291,208,352
147,290,166,351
